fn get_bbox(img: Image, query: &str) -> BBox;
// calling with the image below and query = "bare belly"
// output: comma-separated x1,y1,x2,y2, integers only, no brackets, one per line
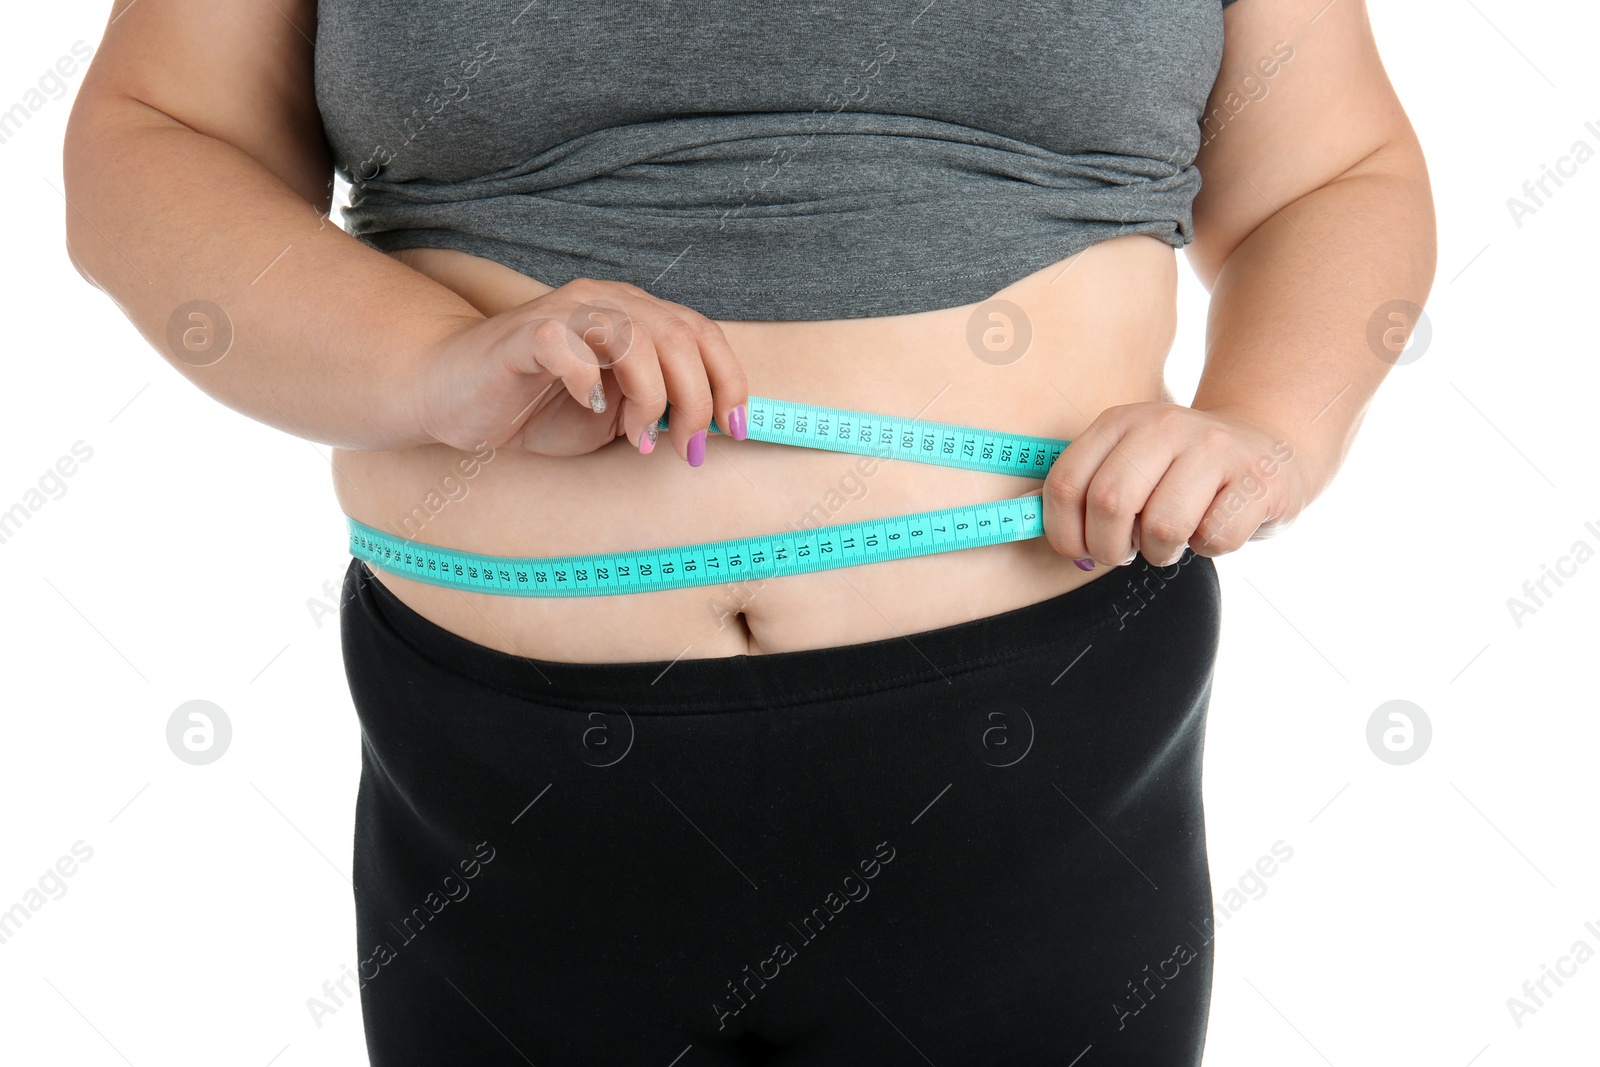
331,234,1179,662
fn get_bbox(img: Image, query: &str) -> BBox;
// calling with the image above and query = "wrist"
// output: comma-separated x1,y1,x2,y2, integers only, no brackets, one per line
398,314,478,450
1192,402,1329,519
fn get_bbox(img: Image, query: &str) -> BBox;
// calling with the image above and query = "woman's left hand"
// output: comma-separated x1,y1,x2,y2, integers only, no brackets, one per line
1040,402,1308,569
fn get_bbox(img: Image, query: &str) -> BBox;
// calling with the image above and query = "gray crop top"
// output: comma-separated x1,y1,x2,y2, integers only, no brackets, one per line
314,0,1241,321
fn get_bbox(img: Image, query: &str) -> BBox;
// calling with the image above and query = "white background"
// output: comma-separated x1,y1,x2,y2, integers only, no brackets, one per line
1,2,1596,1065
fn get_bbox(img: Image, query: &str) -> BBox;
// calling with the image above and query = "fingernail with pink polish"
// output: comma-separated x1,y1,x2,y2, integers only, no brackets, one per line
1073,558,1096,572
730,404,748,441
639,425,656,455
688,429,707,467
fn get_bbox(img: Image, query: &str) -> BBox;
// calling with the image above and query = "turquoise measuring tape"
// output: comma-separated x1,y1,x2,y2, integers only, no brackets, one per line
346,395,1071,597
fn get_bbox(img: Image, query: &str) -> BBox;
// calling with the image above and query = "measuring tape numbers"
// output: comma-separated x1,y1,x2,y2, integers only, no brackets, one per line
348,396,1070,597
663,395,1068,478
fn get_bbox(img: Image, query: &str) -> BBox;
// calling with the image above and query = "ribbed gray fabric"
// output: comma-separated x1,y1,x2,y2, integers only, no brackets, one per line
314,1,1240,321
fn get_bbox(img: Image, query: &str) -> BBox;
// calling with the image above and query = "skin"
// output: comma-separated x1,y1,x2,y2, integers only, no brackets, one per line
63,0,1434,663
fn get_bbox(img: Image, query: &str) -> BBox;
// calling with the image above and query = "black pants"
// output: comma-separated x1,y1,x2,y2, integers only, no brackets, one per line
339,550,1222,1066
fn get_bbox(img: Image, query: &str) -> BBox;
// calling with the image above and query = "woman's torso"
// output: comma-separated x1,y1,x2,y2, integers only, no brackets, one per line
332,234,1179,663
316,0,1226,661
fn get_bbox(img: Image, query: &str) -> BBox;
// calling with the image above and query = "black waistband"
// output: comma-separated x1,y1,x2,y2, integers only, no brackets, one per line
345,551,1213,714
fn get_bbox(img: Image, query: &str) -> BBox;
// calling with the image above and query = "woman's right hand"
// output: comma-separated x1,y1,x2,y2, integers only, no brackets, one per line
412,277,749,462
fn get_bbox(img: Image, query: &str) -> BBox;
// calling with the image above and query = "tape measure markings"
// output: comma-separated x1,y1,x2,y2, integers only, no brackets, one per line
657,395,1068,478
349,494,1046,598
350,396,1071,597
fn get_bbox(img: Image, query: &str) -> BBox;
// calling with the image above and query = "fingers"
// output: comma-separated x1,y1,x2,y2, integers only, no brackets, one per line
638,294,750,447
642,316,714,463
551,280,748,464
593,312,670,454
1081,435,1176,566
1043,406,1151,566
1043,405,1286,570
506,316,608,421
1136,451,1226,567
1190,477,1275,558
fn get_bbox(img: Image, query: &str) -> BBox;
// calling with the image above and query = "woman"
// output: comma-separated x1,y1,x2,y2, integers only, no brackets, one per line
63,0,1434,1063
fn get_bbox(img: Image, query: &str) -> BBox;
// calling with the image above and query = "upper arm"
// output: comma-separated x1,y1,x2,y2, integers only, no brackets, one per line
66,0,332,211
1187,0,1425,288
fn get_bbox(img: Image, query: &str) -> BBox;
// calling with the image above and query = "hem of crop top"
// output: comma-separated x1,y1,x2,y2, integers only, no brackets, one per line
362,223,1183,322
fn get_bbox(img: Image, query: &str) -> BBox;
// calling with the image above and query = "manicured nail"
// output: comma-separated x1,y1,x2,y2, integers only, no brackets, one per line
729,404,748,441
638,424,656,455
1073,558,1096,572
688,429,707,467
588,382,606,413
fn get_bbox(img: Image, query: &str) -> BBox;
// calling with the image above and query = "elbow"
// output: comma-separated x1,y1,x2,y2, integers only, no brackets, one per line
62,236,113,300
63,233,96,292
60,212,116,300
1362,130,1439,302
60,106,102,289
60,154,108,292
60,92,137,296
61,196,101,292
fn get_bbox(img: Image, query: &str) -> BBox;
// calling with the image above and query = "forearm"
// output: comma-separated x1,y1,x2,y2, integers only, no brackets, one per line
1189,134,1437,507
63,93,485,451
